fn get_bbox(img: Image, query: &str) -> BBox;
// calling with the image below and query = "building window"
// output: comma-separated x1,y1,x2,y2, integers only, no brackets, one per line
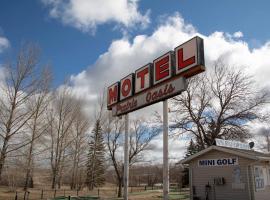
267,167,270,185
254,166,266,191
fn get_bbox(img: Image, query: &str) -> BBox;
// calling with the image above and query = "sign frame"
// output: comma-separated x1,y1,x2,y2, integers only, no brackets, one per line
107,36,205,116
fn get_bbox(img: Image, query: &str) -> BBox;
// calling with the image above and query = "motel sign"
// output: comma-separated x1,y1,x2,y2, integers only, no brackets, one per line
107,36,206,200
107,36,205,116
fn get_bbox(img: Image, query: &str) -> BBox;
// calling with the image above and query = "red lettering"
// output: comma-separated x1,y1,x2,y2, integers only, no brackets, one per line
116,98,137,114
168,84,175,93
177,48,195,70
137,68,149,89
145,84,176,103
155,55,170,83
121,79,131,97
146,92,151,102
108,84,118,105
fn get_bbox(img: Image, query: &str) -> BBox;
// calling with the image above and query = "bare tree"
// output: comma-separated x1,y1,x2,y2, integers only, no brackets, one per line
257,126,270,152
129,164,162,187
70,105,89,190
0,44,48,181
171,60,269,148
23,68,52,191
47,86,80,189
105,116,159,197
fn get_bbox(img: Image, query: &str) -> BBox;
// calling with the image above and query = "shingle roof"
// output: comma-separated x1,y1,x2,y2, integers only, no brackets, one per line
221,146,270,157
179,145,270,165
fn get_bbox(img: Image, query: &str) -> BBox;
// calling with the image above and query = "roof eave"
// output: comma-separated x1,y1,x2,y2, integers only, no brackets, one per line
179,146,263,165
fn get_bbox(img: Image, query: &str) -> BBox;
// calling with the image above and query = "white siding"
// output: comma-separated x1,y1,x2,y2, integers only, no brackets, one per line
189,150,251,200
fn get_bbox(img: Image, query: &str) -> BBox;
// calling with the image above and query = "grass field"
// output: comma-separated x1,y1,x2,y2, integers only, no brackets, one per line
0,186,190,200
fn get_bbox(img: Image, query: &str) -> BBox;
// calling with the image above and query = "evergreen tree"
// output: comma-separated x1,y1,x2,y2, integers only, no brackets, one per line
182,139,201,187
86,120,105,190
185,139,201,158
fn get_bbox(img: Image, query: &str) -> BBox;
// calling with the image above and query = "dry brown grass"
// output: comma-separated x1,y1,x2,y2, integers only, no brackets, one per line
0,186,189,200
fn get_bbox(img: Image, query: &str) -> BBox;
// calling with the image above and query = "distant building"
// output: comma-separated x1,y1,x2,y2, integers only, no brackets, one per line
180,145,270,200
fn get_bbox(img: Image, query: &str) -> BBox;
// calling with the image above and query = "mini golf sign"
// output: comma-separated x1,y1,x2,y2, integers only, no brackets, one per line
198,157,239,167
215,139,251,150
107,36,205,116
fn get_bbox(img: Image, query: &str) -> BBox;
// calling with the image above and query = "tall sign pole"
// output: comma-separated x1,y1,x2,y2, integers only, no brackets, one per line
163,100,169,200
124,114,129,200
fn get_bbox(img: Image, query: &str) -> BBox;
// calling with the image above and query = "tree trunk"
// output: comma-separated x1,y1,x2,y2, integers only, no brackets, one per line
58,152,66,189
117,178,123,197
70,157,77,190
267,135,270,152
51,167,58,189
71,138,79,190
24,164,32,190
24,149,34,190
24,120,36,191
70,166,76,190
0,137,9,182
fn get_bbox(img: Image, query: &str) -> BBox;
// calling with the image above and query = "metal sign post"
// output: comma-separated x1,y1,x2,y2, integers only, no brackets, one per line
124,114,129,200
163,100,169,200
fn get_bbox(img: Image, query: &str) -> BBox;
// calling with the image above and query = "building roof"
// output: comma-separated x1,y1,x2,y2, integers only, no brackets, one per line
180,145,270,165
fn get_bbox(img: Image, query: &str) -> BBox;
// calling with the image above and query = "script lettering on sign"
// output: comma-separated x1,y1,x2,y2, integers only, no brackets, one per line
112,77,186,116
107,36,205,116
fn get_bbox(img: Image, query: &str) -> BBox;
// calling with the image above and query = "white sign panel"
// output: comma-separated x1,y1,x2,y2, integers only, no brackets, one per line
120,74,134,101
175,37,198,75
215,139,250,150
254,166,266,191
135,64,151,94
198,157,239,167
112,77,187,116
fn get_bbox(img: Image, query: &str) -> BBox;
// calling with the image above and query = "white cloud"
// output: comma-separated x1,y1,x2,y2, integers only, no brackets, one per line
0,36,9,53
70,12,270,111
70,13,196,103
68,12,270,161
233,31,243,38
42,0,150,33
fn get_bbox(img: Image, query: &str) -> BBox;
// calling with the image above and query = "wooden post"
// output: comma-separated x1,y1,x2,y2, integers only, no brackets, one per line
24,191,27,200
15,191,18,200
27,191,30,200
41,189,44,199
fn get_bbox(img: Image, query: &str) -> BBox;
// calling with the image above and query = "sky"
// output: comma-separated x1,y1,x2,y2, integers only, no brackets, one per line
1,0,270,86
1,0,270,162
